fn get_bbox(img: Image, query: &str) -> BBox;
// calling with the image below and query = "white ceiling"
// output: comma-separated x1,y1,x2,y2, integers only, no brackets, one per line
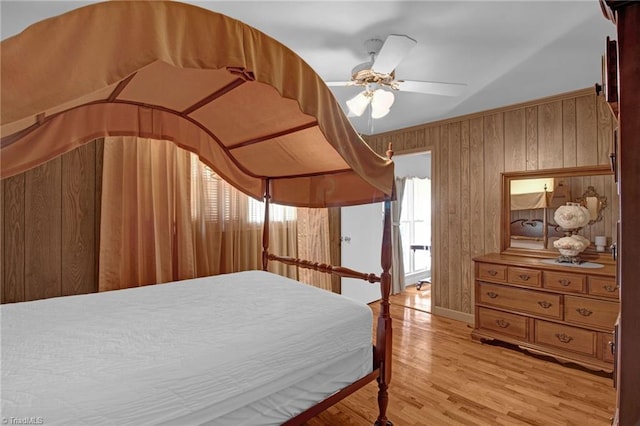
1,1,615,135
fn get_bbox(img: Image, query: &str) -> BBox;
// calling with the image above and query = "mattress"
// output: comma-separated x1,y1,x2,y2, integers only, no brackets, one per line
1,270,373,425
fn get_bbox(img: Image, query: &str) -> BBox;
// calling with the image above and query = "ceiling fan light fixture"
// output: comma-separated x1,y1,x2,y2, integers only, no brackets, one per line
346,91,371,117
371,89,394,118
371,106,391,119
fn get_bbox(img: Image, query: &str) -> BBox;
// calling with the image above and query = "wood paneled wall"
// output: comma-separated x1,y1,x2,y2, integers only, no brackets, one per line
365,89,617,320
1,139,104,303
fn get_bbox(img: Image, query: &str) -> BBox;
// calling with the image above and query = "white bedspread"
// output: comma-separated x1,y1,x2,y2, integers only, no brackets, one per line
1,270,373,425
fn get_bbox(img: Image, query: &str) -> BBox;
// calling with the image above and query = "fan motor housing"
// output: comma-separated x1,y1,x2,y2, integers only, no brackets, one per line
351,68,398,90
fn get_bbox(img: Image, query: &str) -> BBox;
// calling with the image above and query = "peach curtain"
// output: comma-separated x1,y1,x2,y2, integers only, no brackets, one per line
98,137,299,292
189,158,298,278
98,137,193,290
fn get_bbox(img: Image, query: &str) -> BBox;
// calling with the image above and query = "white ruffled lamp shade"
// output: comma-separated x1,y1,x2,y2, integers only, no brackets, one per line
346,89,395,119
370,89,395,119
346,91,371,117
554,203,590,231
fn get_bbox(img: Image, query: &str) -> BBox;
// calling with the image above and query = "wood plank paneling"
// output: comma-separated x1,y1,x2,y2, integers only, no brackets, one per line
62,143,96,296
469,117,485,311
2,175,25,303
95,138,105,285
483,113,504,253
364,88,613,317
469,117,485,259
415,128,427,151
1,140,103,304
328,207,341,294
436,125,449,308
563,98,578,167
459,120,472,313
447,122,462,312
537,101,563,169
525,106,539,170
504,109,526,172
576,94,598,166
25,157,62,301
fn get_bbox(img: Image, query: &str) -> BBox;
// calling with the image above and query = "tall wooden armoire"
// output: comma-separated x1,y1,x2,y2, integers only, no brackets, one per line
599,2,640,425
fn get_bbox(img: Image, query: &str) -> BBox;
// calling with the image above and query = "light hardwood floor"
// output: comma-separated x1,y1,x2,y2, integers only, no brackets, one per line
306,289,616,426
393,283,431,312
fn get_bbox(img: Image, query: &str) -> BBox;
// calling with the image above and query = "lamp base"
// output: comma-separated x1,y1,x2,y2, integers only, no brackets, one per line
556,255,585,265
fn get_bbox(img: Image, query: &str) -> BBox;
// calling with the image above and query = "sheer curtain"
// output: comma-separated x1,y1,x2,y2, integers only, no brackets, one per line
189,158,298,278
98,137,193,290
98,137,302,292
391,177,407,294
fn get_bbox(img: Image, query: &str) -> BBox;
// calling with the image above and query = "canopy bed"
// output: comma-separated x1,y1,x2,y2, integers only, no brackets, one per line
0,2,395,425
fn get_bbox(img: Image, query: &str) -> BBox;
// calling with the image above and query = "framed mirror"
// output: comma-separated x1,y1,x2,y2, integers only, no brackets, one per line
501,165,617,259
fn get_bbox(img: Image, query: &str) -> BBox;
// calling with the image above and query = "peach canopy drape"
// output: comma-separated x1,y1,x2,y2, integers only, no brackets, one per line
1,1,394,208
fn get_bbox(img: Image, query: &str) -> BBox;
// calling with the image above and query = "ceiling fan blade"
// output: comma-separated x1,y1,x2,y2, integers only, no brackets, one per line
396,80,467,97
325,81,357,87
371,34,417,75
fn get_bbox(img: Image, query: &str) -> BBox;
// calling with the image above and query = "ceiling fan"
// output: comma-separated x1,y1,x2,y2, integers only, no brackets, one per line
326,34,467,119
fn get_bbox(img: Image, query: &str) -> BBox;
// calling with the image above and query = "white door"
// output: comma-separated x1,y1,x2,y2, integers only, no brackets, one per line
340,202,383,304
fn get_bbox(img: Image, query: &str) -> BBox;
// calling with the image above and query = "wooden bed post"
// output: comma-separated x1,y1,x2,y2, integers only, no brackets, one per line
262,179,271,271
375,144,394,426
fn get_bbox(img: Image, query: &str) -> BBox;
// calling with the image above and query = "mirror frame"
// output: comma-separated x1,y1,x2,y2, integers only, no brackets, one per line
501,164,614,259
576,186,608,225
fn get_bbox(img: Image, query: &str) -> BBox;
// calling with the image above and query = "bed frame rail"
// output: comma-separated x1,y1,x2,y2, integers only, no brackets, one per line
267,254,381,283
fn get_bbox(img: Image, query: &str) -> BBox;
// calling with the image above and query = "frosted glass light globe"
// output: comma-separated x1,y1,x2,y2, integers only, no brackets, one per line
554,204,590,230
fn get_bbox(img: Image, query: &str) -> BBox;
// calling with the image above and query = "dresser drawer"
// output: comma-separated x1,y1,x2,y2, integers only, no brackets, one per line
599,332,615,363
478,307,528,339
588,276,619,299
478,263,507,282
543,271,586,294
564,296,618,329
478,283,561,319
508,267,542,288
535,320,596,356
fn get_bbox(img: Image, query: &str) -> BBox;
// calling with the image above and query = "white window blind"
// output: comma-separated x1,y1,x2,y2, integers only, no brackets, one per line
190,154,296,223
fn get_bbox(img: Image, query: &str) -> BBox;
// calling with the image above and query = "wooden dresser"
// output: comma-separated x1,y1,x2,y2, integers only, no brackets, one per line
472,253,618,373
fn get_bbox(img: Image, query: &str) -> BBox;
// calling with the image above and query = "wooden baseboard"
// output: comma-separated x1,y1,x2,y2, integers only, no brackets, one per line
432,306,474,324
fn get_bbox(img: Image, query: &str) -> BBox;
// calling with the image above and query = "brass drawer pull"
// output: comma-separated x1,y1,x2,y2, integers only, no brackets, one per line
538,301,553,309
604,285,618,292
518,274,531,281
487,270,498,277
609,341,615,355
576,308,593,316
555,333,574,344
495,319,510,328
486,291,498,299
558,279,571,287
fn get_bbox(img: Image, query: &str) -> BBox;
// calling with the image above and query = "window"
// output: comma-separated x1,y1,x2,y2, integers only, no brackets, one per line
247,197,297,223
190,155,296,223
400,178,431,274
